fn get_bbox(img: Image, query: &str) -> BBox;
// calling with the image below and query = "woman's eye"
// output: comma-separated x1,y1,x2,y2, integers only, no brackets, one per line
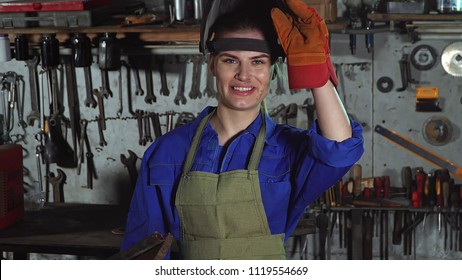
223,58,237,64
253,59,268,65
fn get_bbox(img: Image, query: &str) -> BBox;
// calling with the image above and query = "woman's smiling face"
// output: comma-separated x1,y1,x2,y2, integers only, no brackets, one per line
209,28,272,113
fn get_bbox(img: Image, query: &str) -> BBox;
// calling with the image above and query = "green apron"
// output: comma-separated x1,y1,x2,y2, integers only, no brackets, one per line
175,109,286,260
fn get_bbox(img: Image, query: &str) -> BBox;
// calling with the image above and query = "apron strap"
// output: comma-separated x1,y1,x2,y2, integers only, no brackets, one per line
248,106,266,171
182,107,267,174
182,109,215,175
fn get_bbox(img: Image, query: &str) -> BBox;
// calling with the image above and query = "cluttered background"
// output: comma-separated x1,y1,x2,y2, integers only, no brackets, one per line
0,0,461,260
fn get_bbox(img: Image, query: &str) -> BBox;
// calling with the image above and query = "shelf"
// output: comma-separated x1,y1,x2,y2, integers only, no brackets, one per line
368,12,462,22
0,24,201,45
0,18,349,45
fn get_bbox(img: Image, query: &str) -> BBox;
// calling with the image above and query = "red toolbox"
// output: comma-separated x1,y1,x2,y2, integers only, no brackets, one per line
0,0,114,27
0,144,24,230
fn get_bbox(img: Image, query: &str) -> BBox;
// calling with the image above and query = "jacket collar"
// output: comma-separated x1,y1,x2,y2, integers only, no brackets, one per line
192,106,278,147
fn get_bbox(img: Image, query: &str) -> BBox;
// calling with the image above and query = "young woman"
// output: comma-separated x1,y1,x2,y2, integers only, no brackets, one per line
121,0,364,259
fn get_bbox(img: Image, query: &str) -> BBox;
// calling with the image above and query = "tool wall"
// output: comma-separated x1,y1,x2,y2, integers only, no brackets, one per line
1,28,461,259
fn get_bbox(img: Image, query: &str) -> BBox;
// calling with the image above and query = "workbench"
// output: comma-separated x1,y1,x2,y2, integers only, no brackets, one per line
0,203,126,259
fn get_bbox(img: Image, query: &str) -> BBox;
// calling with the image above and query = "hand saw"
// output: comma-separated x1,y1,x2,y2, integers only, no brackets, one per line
375,125,462,179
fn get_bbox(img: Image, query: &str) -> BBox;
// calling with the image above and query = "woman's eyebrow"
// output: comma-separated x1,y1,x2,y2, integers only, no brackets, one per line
218,52,270,60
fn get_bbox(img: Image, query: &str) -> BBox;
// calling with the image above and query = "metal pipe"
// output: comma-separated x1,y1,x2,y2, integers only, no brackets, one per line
418,34,462,40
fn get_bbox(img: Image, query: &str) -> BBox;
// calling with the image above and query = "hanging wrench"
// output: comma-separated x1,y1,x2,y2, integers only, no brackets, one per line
15,76,28,128
26,56,41,126
150,112,163,139
166,110,175,132
121,60,136,116
120,150,139,195
77,119,88,175
203,63,216,97
83,67,97,108
5,72,27,128
136,109,146,146
144,66,157,104
188,55,203,100
174,55,187,105
96,115,107,146
157,56,170,96
93,88,106,130
275,58,286,95
100,69,112,98
143,112,153,143
117,67,123,117
132,67,144,96
84,152,94,189
35,145,45,208
47,168,66,203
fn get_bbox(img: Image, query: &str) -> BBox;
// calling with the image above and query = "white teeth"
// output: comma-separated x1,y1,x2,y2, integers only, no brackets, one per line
233,87,252,91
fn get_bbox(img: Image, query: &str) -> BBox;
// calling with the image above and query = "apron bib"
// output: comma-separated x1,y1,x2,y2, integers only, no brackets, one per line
175,109,286,260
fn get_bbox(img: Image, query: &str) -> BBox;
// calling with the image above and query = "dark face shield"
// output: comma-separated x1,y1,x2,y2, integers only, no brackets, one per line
199,0,284,63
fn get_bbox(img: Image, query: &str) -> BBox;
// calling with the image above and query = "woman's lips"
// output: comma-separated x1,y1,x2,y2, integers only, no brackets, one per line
231,86,254,96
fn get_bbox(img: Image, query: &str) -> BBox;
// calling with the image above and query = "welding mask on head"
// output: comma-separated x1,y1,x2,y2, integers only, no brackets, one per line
199,0,284,64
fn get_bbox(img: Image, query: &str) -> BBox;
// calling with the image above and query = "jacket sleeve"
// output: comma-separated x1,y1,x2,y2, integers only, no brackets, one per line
120,148,170,258
286,119,364,236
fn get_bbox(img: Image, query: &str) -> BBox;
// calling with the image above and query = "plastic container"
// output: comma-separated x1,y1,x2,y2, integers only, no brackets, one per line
0,34,12,62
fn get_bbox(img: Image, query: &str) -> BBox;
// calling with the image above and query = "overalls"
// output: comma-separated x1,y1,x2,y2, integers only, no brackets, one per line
175,109,287,259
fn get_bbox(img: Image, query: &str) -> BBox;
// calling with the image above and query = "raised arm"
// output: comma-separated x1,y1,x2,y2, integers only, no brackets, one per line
312,80,351,141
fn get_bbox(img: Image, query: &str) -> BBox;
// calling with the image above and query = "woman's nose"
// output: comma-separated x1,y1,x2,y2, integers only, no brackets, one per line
234,64,250,81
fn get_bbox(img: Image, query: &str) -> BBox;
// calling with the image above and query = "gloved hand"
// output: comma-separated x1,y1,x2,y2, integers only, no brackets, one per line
271,0,338,89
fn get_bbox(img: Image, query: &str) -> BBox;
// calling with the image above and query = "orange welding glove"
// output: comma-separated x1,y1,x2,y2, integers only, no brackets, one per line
271,0,338,89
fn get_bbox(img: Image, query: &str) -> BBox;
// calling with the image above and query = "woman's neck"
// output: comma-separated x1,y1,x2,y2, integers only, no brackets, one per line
211,106,260,146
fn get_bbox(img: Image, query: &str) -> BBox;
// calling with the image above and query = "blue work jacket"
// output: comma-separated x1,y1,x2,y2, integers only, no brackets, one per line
121,106,364,256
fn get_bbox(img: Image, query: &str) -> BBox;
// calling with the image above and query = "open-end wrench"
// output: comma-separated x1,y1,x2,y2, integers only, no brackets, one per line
93,88,106,130
120,150,139,195
174,55,187,105
144,66,157,104
136,109,146,146
150,112,163,139
275,58,286,95
166,110,175,132
84,152,94,189
77,119,88,175
96,115,107,146
188,55,203,100
203,63,216,97
157,56,170,96
35,145,45,208
132,67,144,96
100,69,112,98
121,60,136,116
4,72,27,129
26,56,41,126
15,76,28,128
143,112,153,144
47,168,66,203
117,68,123,117
83,67,97,108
